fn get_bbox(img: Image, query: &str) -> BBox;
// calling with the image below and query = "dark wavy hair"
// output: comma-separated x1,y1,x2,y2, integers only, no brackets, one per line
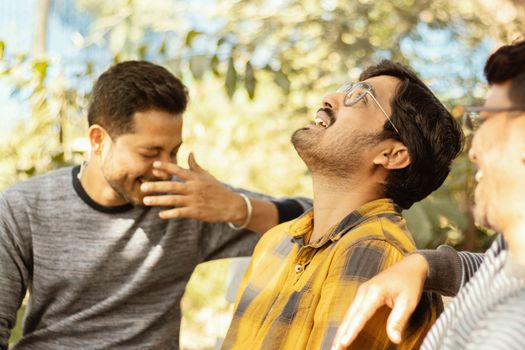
484,39,525,107
87,61,189,137
359,60,464,209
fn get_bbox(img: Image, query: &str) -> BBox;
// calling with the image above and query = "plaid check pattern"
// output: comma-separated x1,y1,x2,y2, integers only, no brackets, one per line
223,198,441,350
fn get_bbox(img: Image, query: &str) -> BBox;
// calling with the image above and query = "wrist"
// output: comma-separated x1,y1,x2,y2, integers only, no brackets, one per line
409,252,430,284
228,193,252,230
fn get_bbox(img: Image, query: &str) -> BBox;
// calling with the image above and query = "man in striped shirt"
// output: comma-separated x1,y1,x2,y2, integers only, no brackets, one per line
222,60,464,349
333,40,525,350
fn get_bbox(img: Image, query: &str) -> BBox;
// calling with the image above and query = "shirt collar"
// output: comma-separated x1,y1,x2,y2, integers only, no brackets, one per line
289,198,402,248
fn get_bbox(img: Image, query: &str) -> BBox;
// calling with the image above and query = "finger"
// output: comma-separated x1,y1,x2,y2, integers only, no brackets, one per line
158,207,196,220
337,287,386,347
386,294,414,344
152,161,193,180
143,194,187,207
187,152,206,173
152,168,171,180
140,181,188,194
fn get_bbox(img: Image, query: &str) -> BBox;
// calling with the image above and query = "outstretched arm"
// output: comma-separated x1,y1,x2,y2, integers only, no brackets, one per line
141,153,310,234
333,242,490,349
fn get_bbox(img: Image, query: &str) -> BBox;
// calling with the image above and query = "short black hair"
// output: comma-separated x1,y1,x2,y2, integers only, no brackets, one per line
87,60,189,136
484,39,525,107
360,60,464,209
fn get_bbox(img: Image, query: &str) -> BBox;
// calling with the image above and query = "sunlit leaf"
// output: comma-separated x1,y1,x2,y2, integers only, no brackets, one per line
85,61,94,75
32,60,49,84
245,61,256,99
210,55,220,77
51,151,65,164
158,39,167,55
273,70,290,94
189,55,208,80
225,57,237,99
185,30,202,47
0,40,4,60
138,44,148,59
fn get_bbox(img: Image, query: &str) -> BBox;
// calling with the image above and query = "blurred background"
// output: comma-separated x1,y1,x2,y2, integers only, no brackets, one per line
0,0,523,348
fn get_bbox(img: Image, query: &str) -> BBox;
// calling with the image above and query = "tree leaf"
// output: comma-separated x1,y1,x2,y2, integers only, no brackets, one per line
245,61,256,99
0,40,4,60
189,55,208,80
32,60,49,83
210,55,220,77
138,44,148,59
158,39,167,55
273,70,290,94
225,57,237,99
51,151,65,164
185,30,202,47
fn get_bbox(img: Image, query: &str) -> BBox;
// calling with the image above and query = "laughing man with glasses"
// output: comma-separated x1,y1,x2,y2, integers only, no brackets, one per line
333,40,525,350
221,60,464,350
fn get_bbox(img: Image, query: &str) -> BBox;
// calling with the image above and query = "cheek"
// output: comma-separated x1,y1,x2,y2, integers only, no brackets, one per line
106,151,152,179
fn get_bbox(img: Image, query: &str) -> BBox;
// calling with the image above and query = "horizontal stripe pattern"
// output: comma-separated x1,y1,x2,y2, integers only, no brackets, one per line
422,235,525,349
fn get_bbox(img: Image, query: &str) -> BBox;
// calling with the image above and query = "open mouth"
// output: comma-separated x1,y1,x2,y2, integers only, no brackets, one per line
314,108,334,128
314,116,329,128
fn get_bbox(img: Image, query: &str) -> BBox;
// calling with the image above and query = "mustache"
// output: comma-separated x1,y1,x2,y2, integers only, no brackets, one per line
316,107,336,125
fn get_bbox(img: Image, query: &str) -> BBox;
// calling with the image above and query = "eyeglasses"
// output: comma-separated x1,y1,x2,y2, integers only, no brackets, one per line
337,82,400,134
459,106,525,133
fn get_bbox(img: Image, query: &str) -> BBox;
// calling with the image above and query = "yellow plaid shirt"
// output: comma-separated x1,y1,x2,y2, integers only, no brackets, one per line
223,198,441,350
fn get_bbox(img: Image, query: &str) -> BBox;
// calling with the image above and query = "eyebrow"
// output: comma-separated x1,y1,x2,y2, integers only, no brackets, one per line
140,142,183,151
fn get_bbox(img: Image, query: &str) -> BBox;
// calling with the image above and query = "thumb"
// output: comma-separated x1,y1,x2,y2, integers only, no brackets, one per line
188,152,205,173
386,294,413,344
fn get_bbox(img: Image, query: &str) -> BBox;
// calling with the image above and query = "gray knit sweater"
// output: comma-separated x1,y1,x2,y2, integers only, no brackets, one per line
0,166,309,349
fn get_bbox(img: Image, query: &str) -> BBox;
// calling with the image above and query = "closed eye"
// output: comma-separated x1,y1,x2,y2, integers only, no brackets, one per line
141,153,158,159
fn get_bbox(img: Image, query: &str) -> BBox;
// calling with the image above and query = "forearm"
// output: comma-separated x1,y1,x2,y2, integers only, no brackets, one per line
244,198,278,234
419,245,485,296
228,194,310,234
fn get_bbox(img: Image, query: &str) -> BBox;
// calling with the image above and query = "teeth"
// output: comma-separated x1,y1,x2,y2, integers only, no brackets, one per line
314,117,328,128
475,170,483,183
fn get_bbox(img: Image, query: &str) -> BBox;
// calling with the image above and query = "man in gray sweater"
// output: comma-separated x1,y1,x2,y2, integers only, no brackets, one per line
333,40,525,350
0,61,309,349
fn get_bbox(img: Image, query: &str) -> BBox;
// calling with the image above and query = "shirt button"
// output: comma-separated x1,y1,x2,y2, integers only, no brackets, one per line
295,264,303,273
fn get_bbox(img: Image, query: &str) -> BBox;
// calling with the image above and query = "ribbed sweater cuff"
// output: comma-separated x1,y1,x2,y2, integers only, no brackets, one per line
271,199,305,224
418,245,462,297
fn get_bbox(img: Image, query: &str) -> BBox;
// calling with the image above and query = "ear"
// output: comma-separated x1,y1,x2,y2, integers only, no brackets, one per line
88,125,110,157
373,142,411,170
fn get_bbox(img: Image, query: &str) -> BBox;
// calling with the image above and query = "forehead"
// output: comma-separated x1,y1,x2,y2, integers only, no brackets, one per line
360,75,401,102
116,109,183,146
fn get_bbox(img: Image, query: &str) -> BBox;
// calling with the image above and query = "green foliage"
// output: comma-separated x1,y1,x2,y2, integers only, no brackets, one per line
0,50,88,190
8,305,25,344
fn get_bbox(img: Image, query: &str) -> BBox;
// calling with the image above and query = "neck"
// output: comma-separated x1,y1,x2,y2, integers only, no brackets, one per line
504,214,525,265
310,172,382,242
79,159,128,207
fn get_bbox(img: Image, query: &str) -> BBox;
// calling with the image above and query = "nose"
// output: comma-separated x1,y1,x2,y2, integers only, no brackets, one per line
321,92,341,110
159,152,171,163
